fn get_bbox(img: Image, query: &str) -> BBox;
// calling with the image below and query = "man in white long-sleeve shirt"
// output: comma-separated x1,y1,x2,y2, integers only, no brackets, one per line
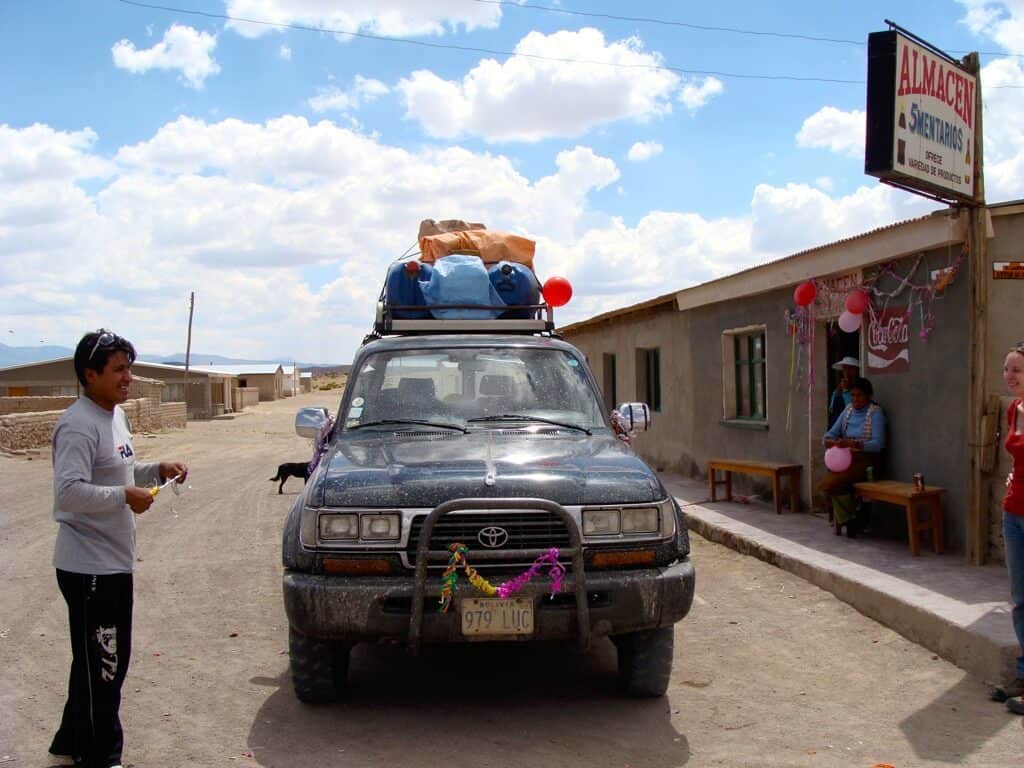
48,329,187,768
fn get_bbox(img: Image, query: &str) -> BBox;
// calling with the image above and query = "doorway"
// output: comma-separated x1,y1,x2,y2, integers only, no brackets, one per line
826,325,860,426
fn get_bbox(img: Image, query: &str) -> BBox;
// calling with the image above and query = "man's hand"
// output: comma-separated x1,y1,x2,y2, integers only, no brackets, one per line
159,462,189,484
126,486,155,514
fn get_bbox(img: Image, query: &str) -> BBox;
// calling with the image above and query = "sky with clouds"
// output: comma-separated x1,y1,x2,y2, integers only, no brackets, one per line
2,0,1023,363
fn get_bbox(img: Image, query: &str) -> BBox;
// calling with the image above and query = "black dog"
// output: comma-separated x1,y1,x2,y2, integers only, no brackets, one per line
269,462,311,494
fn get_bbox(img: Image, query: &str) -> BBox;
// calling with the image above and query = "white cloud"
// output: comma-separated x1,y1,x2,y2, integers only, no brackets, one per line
398,28,680,142
815,176,834,191
308,76,390,113
0,123,113,184
111,24,220,89
796,107,865,157
223,0,502,39
627,141,663,162
1,118,625,361
750,182,938,255
959,1,1024,51
279,44,291,60
679,77,723,110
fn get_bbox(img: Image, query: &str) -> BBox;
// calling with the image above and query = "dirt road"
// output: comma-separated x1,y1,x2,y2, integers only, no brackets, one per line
1,391,1019,767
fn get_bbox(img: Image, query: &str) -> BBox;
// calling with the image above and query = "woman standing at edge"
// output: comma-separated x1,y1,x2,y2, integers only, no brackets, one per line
994,344,1024,714
48,330,188,767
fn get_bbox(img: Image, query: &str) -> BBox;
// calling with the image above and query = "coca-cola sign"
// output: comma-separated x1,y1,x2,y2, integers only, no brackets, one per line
867,306,910,374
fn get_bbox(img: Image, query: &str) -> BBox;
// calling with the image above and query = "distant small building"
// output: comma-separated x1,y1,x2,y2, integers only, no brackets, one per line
300,371,313,393
0,358,238,420
193,363,284,402
282,364,301,397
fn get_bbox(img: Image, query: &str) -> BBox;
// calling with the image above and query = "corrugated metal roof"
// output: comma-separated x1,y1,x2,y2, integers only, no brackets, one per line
190,363,282,375
134,360,237,377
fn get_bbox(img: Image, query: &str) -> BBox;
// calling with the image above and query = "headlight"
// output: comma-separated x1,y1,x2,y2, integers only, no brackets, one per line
582,508,619,535
360,513,401,540
319,513,359,540
621,507,659,534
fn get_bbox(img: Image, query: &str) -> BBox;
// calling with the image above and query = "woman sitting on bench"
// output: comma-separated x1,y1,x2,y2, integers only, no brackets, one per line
819,377,887,537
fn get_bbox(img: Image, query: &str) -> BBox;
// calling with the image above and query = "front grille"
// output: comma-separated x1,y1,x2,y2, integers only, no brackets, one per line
407,511,572,555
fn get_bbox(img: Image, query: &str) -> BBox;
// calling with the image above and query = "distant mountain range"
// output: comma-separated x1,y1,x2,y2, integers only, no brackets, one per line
0,343,344,370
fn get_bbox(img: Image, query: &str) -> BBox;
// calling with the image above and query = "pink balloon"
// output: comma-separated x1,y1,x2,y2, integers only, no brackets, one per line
825,446,853,473
838,310,861,333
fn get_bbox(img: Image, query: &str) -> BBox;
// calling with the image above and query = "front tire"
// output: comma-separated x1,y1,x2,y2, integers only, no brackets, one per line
615,625,674,698
288,627,350,704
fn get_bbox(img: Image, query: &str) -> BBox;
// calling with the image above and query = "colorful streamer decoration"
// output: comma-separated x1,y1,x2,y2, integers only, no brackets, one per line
437,542,564,613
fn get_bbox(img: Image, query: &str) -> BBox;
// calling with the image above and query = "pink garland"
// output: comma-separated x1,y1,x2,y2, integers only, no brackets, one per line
496,548,565,598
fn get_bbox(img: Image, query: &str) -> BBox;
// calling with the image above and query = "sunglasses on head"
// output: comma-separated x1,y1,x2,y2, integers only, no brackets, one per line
88,330,119,361
1016,341,1024,355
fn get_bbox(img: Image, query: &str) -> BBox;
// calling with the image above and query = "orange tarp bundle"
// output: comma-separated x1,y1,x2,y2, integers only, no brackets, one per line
419,229,536,272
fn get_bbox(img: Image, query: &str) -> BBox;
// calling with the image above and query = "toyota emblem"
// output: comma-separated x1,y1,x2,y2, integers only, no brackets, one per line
477,526,509,548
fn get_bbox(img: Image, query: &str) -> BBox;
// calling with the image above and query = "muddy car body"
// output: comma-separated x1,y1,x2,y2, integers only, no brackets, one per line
282,333,695,701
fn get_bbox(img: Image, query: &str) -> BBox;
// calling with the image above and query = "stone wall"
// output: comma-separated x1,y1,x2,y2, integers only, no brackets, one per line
0,396,77,415
0,396,186,453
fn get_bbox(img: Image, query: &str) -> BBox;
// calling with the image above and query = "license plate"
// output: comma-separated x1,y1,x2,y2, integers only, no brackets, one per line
460,598,534,637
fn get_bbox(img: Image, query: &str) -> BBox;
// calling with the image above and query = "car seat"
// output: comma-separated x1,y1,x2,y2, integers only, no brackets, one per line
478,374,514,415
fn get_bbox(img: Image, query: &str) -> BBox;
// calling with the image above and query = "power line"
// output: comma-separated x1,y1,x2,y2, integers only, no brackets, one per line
473,0,1024,60
114,0,864,84
474,0,862,45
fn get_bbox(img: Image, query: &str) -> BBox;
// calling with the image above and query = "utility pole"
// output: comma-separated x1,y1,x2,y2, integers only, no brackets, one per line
184,292,195,416
964,52,988,565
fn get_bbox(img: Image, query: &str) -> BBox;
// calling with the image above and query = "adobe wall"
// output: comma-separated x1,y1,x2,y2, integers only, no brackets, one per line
0,396,77,415
0,396,186,453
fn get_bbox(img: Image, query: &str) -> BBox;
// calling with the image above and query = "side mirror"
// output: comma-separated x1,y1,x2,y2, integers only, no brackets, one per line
295,407,329,439
616,402,652,432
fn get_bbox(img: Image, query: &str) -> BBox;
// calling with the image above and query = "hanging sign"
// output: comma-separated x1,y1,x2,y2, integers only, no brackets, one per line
867,306,910,374
993,262,1024,280
818,271,861,318
865,30,979,204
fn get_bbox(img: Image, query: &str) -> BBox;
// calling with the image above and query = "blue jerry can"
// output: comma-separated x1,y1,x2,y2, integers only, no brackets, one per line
384,260,433,318
488,261,540,318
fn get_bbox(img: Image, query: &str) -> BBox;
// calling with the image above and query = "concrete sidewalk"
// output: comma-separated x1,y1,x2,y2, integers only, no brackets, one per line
660,472,1019,685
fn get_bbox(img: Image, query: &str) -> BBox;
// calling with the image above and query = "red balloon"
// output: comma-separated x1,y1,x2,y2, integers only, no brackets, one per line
543,276,573,307
793,281,817,307
845,289,869,314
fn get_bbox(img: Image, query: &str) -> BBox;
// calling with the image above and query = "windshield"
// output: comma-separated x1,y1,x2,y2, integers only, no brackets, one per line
341,346,606,431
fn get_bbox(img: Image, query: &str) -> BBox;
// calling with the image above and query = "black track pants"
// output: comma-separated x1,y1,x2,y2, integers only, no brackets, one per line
50,569,133,768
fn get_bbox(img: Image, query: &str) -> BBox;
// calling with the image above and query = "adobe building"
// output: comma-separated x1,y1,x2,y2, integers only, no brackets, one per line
0,358,238,420
560,201,1024,564
193,364,284,402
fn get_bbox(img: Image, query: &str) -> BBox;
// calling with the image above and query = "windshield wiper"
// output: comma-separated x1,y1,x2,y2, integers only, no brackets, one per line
349,419,468,434
466,414,592,435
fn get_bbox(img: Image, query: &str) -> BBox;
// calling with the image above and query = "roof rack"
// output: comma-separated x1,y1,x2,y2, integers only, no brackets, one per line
371,301,556,337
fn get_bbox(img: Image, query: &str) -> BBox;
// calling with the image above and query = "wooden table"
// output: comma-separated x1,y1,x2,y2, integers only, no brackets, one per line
852,480,945,556
707,459,802,514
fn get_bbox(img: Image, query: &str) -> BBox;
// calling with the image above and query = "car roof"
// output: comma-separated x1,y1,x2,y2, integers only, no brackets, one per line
357,334,580,356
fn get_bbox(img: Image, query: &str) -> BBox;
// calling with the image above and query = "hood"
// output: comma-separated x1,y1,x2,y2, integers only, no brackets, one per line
312,429,661,508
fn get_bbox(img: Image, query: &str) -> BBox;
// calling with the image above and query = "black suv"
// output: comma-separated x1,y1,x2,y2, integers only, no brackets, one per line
282,331,695,701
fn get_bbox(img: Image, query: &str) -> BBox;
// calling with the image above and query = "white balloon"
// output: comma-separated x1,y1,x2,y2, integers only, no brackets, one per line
838,310,861,333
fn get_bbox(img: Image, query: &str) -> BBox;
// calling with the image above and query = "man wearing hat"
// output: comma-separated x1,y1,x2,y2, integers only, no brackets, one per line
828,356,860,428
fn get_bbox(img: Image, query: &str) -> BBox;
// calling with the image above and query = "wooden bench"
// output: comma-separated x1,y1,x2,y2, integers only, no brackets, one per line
707,459,802,515
852,480,945,556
